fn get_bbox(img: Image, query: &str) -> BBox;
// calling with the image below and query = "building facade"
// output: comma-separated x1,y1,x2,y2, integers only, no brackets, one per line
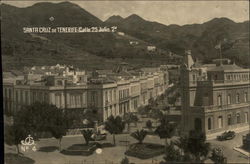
181,53,250,139
3,64,169,122
87,70,168,121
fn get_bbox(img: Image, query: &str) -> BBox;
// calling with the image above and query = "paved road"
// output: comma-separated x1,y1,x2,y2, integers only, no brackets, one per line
5,131,249,164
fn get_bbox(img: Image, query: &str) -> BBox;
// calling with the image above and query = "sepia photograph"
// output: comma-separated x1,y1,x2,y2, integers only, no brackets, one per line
1,0,250,164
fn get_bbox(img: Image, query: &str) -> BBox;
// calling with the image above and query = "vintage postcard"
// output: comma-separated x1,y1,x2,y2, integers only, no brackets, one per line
2,0,249,164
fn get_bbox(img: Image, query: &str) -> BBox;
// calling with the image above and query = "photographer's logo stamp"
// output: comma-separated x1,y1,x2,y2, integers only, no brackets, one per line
21,135,37,152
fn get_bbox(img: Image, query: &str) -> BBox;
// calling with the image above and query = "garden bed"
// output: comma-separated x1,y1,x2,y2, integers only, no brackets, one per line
125,143,165,159
61,143,97,156
5,153,35,164
60,142,114,156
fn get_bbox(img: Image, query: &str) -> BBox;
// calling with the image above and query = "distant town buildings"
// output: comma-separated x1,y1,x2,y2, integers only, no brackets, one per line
129,41,139,45
180,51,250,139
3,63,169,122
117,32,125,36
147,46,156,52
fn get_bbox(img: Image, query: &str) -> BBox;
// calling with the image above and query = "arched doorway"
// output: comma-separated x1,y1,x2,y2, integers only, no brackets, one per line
194,118,202,131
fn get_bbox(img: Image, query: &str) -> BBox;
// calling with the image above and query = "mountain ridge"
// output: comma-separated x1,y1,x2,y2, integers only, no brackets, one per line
1,2,249,71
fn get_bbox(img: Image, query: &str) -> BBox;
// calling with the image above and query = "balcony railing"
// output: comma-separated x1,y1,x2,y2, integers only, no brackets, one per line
191,102,250,111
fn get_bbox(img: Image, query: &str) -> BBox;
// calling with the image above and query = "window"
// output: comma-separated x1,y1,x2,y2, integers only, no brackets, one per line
9,89,12,99
75,95,81,108
110,90,112,102
91,91,96,105
20,90,24,104
236,113,241,124
33,92,37,103
194,118,202,131
193,74,196,81
114,104,117,116
245,112,248,123
214,74,218,80
105,91,108,102
227,94,231,105
82,92,86,105
57,80,62,86
218,116,223,128
119,104,122,114
236,93,240,103
15,91,19,103
134,98,138,109
244,92,247,102
119,91,122,100
44,93,48,103
55,94,61,108
70,95,75,107
105,107,108,119
143,94,146,104
25,91,28,104
208,118,212,130
4,88,7,98
114,90,116,101
227,114,232,125
150,92,153,98
218,95,222,106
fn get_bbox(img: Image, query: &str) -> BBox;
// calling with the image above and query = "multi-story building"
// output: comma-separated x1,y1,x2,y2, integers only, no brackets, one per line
3,64,169,122
181,52,250,139
3,65,88,115
87,68,168,121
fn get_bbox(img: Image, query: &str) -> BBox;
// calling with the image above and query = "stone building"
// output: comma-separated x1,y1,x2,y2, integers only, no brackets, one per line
181,52,250,139
3,64,169,122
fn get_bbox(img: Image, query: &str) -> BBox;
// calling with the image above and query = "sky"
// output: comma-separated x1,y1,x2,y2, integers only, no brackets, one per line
2,0,249,25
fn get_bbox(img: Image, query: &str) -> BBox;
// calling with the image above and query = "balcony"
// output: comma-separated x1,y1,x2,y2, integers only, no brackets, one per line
191,102,250,112
197,80,250,86
119,96,130,102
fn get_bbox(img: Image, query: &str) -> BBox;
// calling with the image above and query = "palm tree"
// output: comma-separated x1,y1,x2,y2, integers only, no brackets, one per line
131,129,148,144
155,116,176,149
105,115,125,145
81,129,93,145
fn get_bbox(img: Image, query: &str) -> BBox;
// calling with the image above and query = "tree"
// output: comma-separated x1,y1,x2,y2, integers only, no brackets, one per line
49,108,68,151
148,108,163,120
120,157,129,164
155,116,176,149
211,148,227,164
5,124,27,155
174,130,210,163
105,115,125,145
163,141,183,163
123,113,138,132
131,129,147,144
13,102,70,151
81,129,93,145
137,105,150,116
146,120,153,131
168,97,176,106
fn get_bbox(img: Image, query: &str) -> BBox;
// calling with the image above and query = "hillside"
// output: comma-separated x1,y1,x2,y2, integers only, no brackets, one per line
106,15,249,66
1,1,249,71
1,2,175,71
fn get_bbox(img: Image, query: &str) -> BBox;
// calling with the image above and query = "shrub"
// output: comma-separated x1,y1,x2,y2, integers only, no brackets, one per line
211,148,227,164
131,129,147,144
146,120,153,130
120,157,129,164
125,143,165,159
